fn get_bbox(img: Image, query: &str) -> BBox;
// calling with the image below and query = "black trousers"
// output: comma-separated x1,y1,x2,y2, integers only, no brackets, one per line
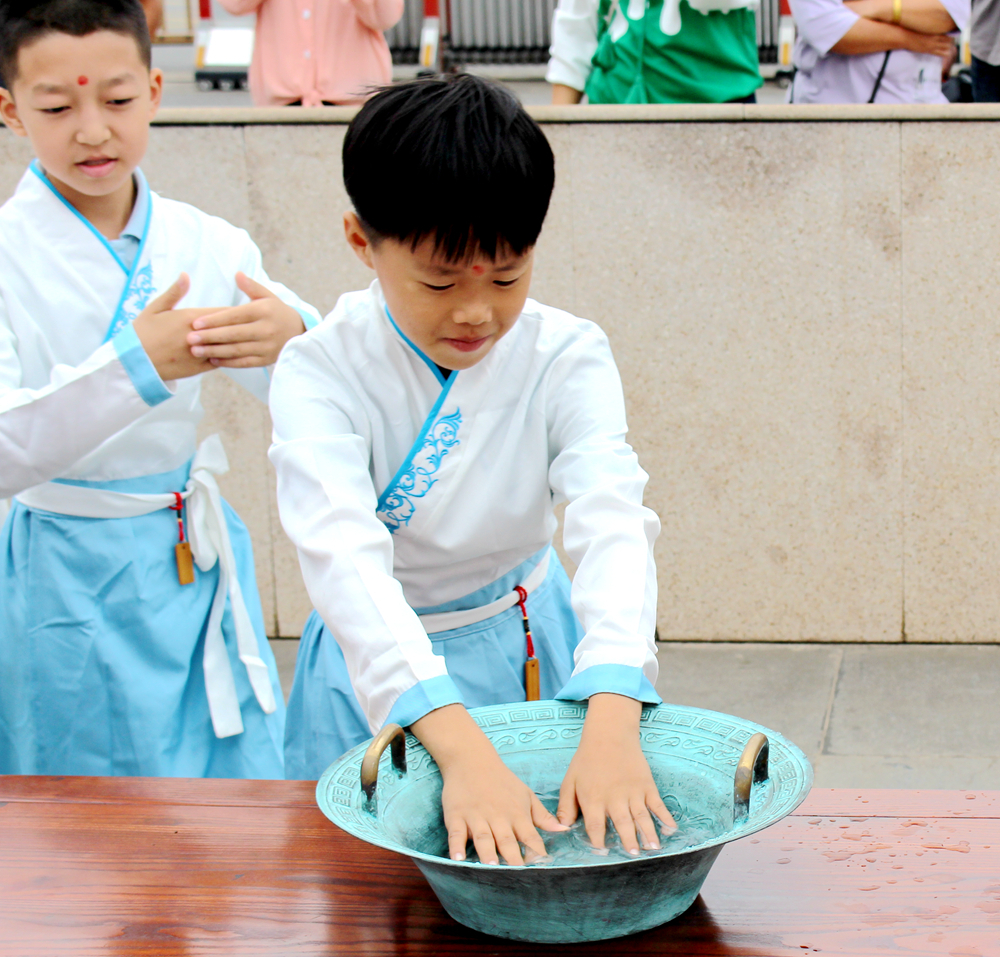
971,55,1000,102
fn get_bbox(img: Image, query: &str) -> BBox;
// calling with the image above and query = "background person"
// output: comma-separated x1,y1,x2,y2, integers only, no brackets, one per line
217,0,403,107
970,0,1000,99
547,0,763,105
789,0,968,102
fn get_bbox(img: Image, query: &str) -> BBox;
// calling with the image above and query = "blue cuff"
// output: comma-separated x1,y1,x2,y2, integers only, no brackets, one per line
556,664,662,705
385,675,465,728
296,306,319,331
112,323,172,407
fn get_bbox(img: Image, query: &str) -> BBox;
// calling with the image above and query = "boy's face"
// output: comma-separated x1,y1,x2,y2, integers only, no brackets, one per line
0,30,161,207
344,212,534,371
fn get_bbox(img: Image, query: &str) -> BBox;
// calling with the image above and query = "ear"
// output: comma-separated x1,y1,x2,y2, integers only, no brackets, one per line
343,211,376,270
0,87,27,137
147,67,163,119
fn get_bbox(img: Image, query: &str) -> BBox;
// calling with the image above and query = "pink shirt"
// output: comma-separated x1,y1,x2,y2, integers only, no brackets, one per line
218,0,403,107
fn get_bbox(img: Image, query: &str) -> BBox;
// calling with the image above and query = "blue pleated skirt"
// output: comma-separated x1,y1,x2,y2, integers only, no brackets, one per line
284,546,584,780
0,461,285,778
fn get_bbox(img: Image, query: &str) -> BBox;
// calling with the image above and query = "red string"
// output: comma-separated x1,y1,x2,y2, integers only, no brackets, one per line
169,492,185,543
514,585,535,658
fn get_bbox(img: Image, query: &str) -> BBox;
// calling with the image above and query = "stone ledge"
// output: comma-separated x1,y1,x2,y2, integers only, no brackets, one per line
152,102,1000,125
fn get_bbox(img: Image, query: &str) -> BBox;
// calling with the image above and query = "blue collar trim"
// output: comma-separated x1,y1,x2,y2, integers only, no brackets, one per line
375,372,459,519
29,160,151,275
384,305,452,388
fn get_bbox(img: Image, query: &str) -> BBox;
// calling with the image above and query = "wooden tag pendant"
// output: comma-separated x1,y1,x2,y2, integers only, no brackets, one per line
524,656,540,702
175,541,195,585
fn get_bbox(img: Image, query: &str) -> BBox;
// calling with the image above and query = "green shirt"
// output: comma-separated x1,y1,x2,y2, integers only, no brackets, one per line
586,0,762,104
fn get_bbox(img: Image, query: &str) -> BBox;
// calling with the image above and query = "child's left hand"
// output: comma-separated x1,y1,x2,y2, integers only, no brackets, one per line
186,272,306,368
557,693,677,854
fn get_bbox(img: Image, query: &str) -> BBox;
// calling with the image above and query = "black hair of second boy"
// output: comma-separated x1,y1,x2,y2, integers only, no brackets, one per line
0,0,151,90
343,74,555,263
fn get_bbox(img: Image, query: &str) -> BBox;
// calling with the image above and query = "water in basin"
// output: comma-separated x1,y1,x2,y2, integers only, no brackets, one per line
392,759,749,866
464,786,728,866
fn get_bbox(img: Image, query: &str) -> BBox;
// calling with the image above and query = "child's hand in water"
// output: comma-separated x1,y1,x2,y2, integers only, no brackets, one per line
557,693,677,854
185,272,306,368
410,703,568,866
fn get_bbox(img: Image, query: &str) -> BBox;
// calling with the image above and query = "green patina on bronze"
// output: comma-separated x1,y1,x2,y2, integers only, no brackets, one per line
317,700,813,944
587,0,762,104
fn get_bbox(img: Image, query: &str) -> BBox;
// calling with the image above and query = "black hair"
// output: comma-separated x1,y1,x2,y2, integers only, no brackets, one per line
0,0,151,90
343,74,555,262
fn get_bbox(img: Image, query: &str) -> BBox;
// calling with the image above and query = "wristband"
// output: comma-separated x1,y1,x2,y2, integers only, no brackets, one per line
892,0,902,23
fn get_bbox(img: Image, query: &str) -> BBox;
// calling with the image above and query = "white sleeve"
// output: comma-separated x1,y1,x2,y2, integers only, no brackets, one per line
790,0,860,54
546,0,601,92
546,326,661,700
0,297,175,499
268,334,453,732
941,0,969,31
220,229,323,404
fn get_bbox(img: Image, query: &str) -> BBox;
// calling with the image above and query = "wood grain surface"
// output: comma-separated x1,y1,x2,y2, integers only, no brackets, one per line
1,777,998,957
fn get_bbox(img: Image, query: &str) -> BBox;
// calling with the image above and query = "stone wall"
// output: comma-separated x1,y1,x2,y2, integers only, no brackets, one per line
4,104,1000,641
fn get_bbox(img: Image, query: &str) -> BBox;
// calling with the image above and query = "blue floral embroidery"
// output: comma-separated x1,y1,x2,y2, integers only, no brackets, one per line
108,263,154,339
378,409,462,532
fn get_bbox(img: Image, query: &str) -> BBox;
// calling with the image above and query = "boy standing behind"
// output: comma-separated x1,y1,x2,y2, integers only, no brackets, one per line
270,76,676,867
0,0,319,777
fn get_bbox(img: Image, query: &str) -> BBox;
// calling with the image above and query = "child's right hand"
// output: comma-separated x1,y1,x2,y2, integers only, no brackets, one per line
132,274,221,382
410,703,568,866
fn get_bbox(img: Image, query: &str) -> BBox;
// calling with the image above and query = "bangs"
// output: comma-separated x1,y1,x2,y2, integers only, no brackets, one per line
0,0,151,87
344,75,554,263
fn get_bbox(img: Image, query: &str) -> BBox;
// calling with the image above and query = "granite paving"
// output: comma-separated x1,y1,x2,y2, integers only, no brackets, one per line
268,639,1000,789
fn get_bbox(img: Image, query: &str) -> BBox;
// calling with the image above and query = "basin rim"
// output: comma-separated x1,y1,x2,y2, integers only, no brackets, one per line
316,701,814,871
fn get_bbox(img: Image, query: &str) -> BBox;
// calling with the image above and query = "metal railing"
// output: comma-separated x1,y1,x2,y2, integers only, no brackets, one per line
756,0,780,64
387,0,553,64
387,0,782,67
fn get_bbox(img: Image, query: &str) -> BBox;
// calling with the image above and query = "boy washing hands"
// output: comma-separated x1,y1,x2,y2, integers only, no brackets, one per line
0,0,319,777
270,75,677,863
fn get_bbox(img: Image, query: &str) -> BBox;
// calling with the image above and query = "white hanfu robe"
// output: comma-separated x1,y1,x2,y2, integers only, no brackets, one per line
790,0,969,103
269,281,661,778
0,163,320,778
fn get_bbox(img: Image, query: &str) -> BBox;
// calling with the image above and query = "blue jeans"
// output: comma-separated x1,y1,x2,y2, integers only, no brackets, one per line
972,55,1000,102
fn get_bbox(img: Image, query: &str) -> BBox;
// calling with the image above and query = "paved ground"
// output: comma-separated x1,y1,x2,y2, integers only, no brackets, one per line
268,639,1000,790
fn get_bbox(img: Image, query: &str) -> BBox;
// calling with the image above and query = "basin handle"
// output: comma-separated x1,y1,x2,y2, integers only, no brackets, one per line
361,722,407,804
733,732,769,824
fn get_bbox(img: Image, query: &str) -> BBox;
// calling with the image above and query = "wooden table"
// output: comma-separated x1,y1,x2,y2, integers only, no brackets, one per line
1,777,998,956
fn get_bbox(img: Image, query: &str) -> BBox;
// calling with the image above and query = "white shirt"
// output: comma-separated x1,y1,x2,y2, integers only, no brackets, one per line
0,164,319,499
269,282,660,731
790,0,969,103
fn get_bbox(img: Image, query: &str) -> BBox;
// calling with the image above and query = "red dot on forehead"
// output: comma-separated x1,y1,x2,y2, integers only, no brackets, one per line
471,264,484,275
77,75,88,85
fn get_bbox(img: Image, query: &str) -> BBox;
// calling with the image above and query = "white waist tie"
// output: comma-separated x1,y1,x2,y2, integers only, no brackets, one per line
418,551,550,634
14,434,277,739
